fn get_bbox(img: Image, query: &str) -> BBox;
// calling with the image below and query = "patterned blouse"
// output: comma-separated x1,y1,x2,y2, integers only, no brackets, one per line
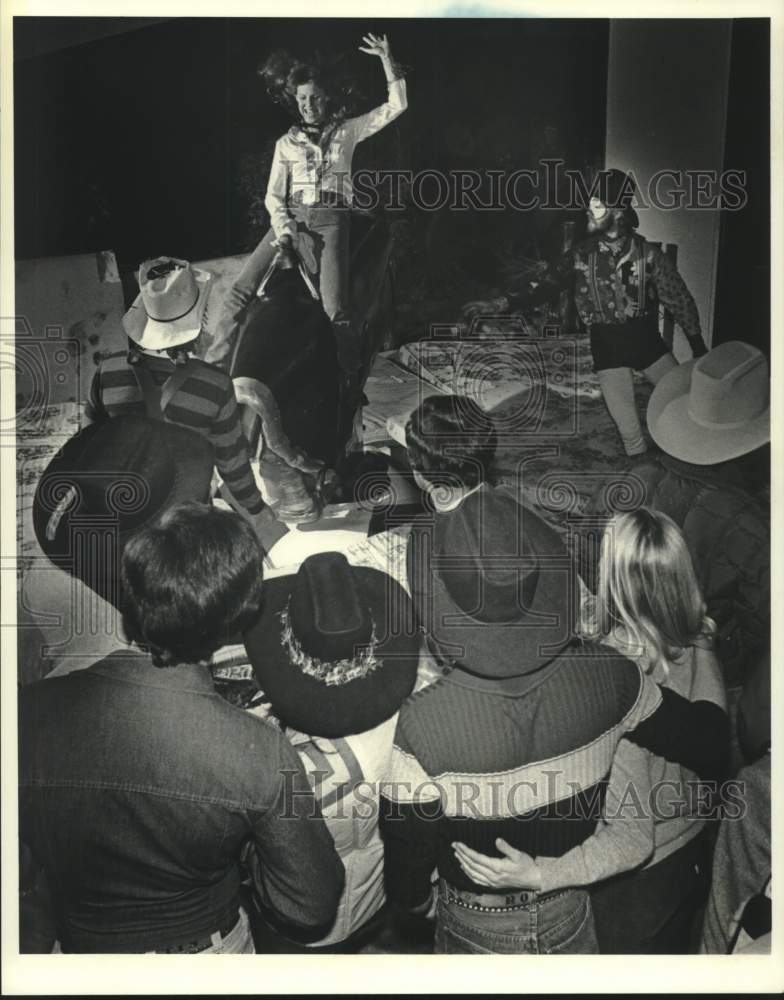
508,233,703,343
264,78,407,239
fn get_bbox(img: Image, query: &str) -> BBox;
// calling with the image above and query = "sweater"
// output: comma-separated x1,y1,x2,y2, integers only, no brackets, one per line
379,642,729,909
88,351,264,515
535,640,727,892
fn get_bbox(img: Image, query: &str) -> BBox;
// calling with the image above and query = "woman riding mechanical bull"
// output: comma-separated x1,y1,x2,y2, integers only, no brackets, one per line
207,33,407,523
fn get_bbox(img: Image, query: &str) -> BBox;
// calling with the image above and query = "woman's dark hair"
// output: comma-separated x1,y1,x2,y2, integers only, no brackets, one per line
120,502,265,667
405,394,497,491
258,49,362,121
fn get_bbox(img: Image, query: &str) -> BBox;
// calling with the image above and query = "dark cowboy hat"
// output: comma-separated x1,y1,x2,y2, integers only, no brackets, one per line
593,168,639,229
33,415,214,607
408,486,577,678
244,552,419,738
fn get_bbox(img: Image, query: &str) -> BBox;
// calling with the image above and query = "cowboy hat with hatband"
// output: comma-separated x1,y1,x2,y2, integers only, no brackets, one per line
244,551,419,738
647,340,769,465
123,256,213,351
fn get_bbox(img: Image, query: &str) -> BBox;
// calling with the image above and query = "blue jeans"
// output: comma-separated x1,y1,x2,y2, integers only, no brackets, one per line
434,881,598,955
210,207,355,374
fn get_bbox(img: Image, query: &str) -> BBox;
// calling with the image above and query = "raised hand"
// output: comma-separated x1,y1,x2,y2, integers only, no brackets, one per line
452,838,542,890
358,32,392,60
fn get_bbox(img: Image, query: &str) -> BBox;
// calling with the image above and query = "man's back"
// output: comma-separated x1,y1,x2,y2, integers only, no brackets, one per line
19,650,343,953
381,644,661,906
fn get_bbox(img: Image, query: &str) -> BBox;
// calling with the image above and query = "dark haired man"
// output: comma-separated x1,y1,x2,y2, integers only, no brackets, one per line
19,502,344,953
405,393,497,510
462,169,708,457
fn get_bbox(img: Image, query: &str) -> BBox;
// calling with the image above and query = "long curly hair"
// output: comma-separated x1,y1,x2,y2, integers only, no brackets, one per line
258,48,365,124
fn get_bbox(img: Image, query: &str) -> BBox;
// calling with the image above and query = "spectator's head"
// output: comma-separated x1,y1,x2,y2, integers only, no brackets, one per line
123,256,213,365
598,507,712,676
120,502,265,667
405,394,497,497
586,168,639,236
244,552,418,738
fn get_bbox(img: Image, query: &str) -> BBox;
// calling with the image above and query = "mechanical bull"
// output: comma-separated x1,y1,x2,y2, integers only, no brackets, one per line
228,210,395,523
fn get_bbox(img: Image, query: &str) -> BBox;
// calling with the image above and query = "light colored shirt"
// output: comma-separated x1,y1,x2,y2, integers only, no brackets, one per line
264,78,408,238
286,715,398,947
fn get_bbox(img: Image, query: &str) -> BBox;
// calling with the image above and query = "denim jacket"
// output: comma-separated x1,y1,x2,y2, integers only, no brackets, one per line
18,650,345,953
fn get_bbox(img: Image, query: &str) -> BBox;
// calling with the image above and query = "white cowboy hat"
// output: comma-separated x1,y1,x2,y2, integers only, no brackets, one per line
122,256,212,350
647,340,769,465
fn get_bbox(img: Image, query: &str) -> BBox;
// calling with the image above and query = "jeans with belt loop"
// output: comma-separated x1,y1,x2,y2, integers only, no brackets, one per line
434,880,598,955
208,206,356,376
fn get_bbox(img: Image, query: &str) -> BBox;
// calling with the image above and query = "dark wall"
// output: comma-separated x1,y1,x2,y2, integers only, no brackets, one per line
14,17,608,269
713,19,770,356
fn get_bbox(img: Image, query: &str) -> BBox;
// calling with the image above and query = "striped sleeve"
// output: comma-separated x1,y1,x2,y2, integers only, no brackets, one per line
89,353,146,419
208,383,264,515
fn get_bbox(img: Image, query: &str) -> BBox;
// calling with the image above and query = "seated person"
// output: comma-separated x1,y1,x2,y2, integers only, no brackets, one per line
19,502,344,953
243,551,420,951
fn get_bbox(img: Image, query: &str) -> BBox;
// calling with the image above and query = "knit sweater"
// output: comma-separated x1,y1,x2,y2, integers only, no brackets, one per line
379,642,729,909
535,641,727,892
88,351,264,515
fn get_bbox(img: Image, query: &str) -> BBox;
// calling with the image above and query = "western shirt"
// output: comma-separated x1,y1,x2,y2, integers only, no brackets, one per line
19,650,345,952
265,78,408,239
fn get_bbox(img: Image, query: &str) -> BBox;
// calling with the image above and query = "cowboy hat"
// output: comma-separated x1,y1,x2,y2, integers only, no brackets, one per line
33,415,215,606
244,552,419,738
407,485,577,678
123,257,212,350
647,340,770,465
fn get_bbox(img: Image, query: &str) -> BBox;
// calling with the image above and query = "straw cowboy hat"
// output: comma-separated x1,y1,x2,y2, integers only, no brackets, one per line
123,256,212,350
647,340,770,465
407,485,578,679
33,415,215,606
244,552,419,738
